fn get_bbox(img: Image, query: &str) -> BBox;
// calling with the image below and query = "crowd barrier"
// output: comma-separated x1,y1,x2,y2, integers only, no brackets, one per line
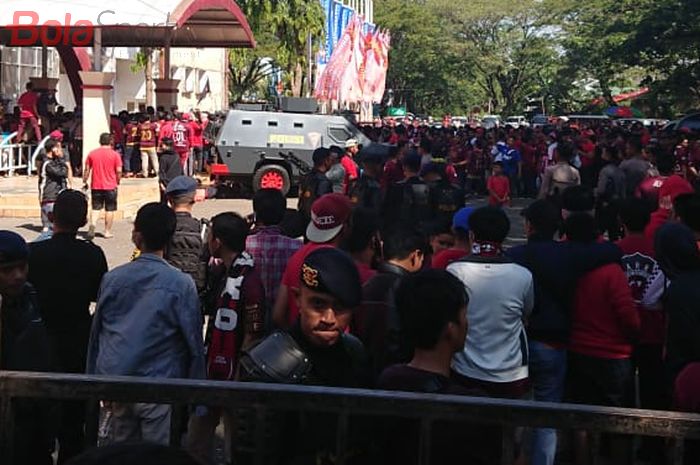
1,372,699,464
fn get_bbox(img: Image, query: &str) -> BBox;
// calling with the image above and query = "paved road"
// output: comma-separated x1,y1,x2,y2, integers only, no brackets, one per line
0,197,530,269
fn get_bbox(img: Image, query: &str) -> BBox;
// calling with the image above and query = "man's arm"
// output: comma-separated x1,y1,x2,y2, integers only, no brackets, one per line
608,266,641,340
82,158,92,186
177,278,206,379
86,282,106,374
538,167,552,199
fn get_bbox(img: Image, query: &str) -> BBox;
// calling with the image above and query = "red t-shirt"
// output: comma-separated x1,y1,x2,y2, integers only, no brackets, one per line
355,261,377,285
86,147,122,190
281,243,332,326
138,122,157,149
159,121,174,145
431,248,469,269
110,117,124,145
18,91,38,118
487,175,510,206
341,155,359,193
382,159,403,190
189,121,204,148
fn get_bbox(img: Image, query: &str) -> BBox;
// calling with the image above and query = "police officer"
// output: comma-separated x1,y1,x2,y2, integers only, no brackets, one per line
423,160,465,230
349,149,383,212
298,148,333,223
163,176,208,293
238,247,368,463
382,151,434,229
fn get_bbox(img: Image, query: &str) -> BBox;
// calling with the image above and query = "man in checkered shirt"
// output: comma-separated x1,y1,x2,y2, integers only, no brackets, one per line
246,189,302,329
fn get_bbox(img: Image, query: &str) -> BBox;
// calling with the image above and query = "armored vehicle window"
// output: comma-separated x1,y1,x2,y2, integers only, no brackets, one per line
242,120,252,126
294,122,304,128
268,121,278,127
329,126,351,142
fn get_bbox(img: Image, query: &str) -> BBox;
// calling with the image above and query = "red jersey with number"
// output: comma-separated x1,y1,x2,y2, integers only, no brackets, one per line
138,122,157,149
125,123,139,146
172,121,192,153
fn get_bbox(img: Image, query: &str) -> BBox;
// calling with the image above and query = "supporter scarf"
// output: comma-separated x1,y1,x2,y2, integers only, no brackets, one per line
471,240,503,257
206,252,255,381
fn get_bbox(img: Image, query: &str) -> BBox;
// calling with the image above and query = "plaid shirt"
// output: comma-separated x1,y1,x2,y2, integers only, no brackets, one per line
245,226,302,311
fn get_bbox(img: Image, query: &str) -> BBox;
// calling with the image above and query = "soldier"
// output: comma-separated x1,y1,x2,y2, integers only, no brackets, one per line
382,152,433,229
349,149,383,212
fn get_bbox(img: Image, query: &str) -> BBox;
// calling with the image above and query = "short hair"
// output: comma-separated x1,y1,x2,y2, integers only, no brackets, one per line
557,141,575,162
382,224,428,261
134,203,177,251
44,139,59,153
619,198,651,232
563,212,597,243
170,192,196,207
562,185,595,212
468,207,510,243
655,150,675,175
396,270,468,350
26,82,33,90
627,136,643,153
53,190,88,231
675,193,700,233
329,145,344,155
211,212,249,252
253,189,286,226
64,443,200,465
419,138,432,153
99,133,112,146
523,199,560,238
403,152,421,173
341,208,379,254
161,137,174,149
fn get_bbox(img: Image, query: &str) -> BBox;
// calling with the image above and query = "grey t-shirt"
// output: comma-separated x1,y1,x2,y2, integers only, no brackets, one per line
620,157,650,197
326,163,346,194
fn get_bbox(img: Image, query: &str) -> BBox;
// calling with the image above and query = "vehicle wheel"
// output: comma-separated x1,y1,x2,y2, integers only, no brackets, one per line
252,165,291,195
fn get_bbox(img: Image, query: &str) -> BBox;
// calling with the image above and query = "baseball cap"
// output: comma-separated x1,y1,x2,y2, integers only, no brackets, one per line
312,147,331,165
306,193,353,244
301,248,362,308
345,138,359,148
452,207,474,232
49,130,64,142
166,176,198,196
181,113,192,121
0,231,29,268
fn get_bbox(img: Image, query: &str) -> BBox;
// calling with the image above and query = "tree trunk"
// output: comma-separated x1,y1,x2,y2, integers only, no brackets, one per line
291,62,304,97
145,48,154,107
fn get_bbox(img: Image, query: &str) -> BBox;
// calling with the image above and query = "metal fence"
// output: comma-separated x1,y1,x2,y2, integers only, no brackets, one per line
1,371,699,465
0,132,50,175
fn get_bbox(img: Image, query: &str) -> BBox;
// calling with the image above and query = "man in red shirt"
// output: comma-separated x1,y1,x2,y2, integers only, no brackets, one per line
272,193,352,328
486,162,510,207
138,115,158,178
172,115,194,175
83,133,122,239
188,112,205,174
123,115,140,177
341,138,360,194
16,82,42,143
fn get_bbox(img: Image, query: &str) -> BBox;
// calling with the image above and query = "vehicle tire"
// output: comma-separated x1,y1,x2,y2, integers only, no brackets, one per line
252,164,291,195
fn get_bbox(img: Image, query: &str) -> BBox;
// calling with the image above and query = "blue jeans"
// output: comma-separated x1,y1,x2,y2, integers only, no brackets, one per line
529,339,567,465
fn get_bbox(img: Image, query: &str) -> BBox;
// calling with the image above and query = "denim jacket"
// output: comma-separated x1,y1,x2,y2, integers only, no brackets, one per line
87,253,205,380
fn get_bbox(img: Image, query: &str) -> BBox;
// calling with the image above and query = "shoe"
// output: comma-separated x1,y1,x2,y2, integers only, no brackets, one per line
87,225,95,240
104,231,114,239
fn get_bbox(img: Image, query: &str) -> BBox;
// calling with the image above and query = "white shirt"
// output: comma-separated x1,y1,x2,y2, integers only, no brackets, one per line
447,257,534,383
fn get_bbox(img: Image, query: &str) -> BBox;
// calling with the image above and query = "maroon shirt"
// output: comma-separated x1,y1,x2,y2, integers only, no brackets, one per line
138,122,157,149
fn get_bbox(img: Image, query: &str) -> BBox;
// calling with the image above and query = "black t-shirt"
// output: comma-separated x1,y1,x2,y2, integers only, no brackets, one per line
374,364,501,465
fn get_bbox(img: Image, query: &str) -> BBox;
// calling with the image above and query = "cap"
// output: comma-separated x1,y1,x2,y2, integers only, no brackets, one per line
181,113,192,121
312,147,331,165
452,207,474,232
301,248,362,308
0,231,29,268
166,176,198,196
49,130,64,142
345,138,359,148
306,193,353,244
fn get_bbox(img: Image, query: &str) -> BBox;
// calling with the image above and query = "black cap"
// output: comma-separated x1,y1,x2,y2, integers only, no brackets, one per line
0,231,29,267
312,147,331,165
300,248,361,308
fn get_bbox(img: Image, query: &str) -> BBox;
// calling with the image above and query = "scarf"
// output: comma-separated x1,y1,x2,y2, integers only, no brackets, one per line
471,240,503,257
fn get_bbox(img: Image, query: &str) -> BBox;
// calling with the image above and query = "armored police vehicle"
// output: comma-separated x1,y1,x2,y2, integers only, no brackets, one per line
214,108,372,195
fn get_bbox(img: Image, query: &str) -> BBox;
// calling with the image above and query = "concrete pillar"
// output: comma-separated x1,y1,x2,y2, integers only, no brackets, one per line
154,78,180,111
80,71,115,170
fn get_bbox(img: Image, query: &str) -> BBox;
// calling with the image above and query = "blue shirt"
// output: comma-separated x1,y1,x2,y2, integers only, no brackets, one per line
87,253,205,380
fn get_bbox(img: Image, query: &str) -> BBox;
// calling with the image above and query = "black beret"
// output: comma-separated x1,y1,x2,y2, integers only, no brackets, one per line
0,231,29,267
300,248,362,308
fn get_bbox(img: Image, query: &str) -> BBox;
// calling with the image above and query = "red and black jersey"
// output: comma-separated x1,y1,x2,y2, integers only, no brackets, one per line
125,123,139,146
138,122,157,149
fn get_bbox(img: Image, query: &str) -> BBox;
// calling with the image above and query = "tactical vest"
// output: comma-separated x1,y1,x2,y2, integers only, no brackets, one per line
164,214,207,292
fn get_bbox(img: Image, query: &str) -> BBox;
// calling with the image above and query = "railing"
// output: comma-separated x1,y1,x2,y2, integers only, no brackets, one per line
0,132,39,175
1,371,699,465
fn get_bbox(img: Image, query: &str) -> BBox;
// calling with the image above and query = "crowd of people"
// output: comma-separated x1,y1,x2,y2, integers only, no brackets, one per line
1,110,700,465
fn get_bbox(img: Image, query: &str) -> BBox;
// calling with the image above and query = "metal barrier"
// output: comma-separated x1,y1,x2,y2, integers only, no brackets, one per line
0,132,35,176
0,371,699,465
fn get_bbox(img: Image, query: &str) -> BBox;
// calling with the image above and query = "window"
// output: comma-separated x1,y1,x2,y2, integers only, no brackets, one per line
328,126,351,142
268,121,278,127
242,120,252,126
0,46,59,103
294,122,303,128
